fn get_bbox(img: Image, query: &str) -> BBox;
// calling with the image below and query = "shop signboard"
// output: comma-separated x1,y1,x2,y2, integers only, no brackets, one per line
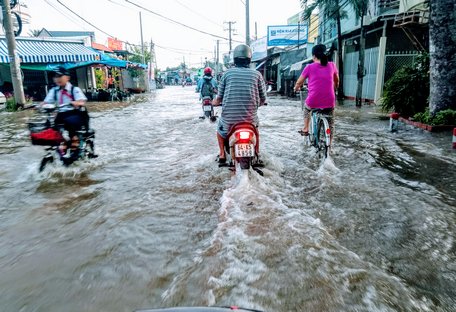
108,37,123,51
251,36,268,61
267,25,308,46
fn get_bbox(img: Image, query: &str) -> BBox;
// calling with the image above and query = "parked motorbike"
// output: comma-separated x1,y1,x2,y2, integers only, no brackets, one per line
200,96,217,122
28,104,97,172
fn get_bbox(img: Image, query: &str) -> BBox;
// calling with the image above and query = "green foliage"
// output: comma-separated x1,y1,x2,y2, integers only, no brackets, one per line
414,108,456,125
5,97,17,112
95,69,106,89
381,54,430,117
111,67,121,88
127,45,151,64
127,67,143,78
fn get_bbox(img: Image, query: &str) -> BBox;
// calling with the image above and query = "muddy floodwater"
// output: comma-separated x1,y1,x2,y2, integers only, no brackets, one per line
0,86,455,312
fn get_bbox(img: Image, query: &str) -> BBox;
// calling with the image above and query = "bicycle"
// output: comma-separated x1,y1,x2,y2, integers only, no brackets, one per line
305,108,332,159
297,87,332,159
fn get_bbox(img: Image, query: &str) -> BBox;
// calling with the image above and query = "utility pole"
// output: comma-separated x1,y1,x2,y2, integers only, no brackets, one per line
355,1,367,107
216,40,220,78
245,0,250,45
149,39,156,90
297,22,300,49
254,22,258,40
139,12,145,65
2,0,25,108
224,21,236,53
139,11,148,91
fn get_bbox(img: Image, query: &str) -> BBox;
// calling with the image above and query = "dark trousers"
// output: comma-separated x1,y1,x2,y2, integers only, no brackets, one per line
55,109,89,137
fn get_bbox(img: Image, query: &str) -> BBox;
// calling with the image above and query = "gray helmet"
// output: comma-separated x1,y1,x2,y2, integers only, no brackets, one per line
233,44,252,63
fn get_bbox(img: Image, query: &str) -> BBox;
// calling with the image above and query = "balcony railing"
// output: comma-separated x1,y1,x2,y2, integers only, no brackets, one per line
378,0,400,14
394,9,430,27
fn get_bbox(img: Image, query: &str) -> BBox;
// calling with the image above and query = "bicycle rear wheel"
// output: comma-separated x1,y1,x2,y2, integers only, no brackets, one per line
317,119,329,159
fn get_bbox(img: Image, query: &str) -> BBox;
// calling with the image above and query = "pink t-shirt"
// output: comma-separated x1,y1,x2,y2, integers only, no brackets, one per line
301,62,338,109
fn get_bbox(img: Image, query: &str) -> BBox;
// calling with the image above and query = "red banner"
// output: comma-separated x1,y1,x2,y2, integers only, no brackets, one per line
107,38,123,51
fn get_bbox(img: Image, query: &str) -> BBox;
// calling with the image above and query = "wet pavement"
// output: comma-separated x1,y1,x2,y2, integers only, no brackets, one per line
0,86,455,312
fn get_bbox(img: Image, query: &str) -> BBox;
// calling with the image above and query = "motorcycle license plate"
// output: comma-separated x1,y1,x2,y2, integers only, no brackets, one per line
203,105,212,112
235,144,255,157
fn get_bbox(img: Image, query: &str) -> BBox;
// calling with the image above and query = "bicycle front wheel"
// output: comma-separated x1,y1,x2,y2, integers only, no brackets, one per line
317,119,329,159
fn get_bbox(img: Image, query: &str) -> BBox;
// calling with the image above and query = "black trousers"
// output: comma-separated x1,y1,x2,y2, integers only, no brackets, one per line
55,109,89,137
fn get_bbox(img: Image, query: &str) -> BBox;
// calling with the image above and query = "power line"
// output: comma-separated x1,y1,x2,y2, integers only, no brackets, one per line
107,0,132,10
172,0,223,29
56,0,117,38
154,44,212,55
55,0,215,60
124,0,231,41
42,0,90,30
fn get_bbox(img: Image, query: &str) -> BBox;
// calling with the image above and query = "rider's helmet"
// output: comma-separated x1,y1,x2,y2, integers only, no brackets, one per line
53,65,70,77
204,67,212,76
233,44,252,67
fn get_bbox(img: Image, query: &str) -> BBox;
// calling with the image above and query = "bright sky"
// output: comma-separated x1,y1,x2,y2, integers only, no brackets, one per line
22,0,301,69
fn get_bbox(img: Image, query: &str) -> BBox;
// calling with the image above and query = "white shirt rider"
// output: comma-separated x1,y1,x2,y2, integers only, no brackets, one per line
43,82,87,112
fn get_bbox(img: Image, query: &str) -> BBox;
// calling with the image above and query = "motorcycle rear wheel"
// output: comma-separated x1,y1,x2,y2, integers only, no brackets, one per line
238,157,251,170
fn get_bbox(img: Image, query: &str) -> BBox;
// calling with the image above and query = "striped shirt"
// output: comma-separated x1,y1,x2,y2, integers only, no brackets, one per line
216,67,266,126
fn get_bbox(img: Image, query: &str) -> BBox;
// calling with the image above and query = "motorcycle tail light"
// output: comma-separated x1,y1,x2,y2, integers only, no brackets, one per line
326,128,331,135
239,131,250,140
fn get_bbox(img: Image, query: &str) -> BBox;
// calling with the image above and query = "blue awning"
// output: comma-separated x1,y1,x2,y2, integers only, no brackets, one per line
255,60,267,70
0,37,100,63
63,53,146,69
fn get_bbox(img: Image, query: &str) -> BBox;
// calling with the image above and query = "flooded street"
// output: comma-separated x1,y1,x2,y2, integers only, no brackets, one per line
0,86,455,312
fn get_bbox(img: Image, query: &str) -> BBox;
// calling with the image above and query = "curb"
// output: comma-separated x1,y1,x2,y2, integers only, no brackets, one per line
453,128,456,149
398,117,456,133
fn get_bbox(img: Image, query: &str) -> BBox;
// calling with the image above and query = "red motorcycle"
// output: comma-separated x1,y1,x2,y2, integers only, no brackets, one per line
221,122,264,176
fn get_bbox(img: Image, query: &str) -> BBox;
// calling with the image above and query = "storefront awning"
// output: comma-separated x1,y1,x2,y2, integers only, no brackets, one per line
290,57,313,71
255,60,267,70
0,37,100,63
0,48,146,71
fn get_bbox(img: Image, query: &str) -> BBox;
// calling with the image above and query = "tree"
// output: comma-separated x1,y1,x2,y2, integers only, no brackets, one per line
127,44,151,64
28,29,41,37
352,0,369,107
300,0,347,100
429,0,456,114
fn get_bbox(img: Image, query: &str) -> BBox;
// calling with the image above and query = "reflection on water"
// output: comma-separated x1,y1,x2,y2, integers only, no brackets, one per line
0,87,454,311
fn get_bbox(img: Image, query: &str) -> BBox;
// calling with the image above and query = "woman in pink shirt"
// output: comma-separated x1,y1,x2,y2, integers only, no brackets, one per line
294,44,339,138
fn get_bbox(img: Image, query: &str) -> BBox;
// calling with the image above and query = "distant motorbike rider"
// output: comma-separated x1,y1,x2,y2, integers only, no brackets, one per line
196,67,218,100
212,44,266,165
42,66,89,156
